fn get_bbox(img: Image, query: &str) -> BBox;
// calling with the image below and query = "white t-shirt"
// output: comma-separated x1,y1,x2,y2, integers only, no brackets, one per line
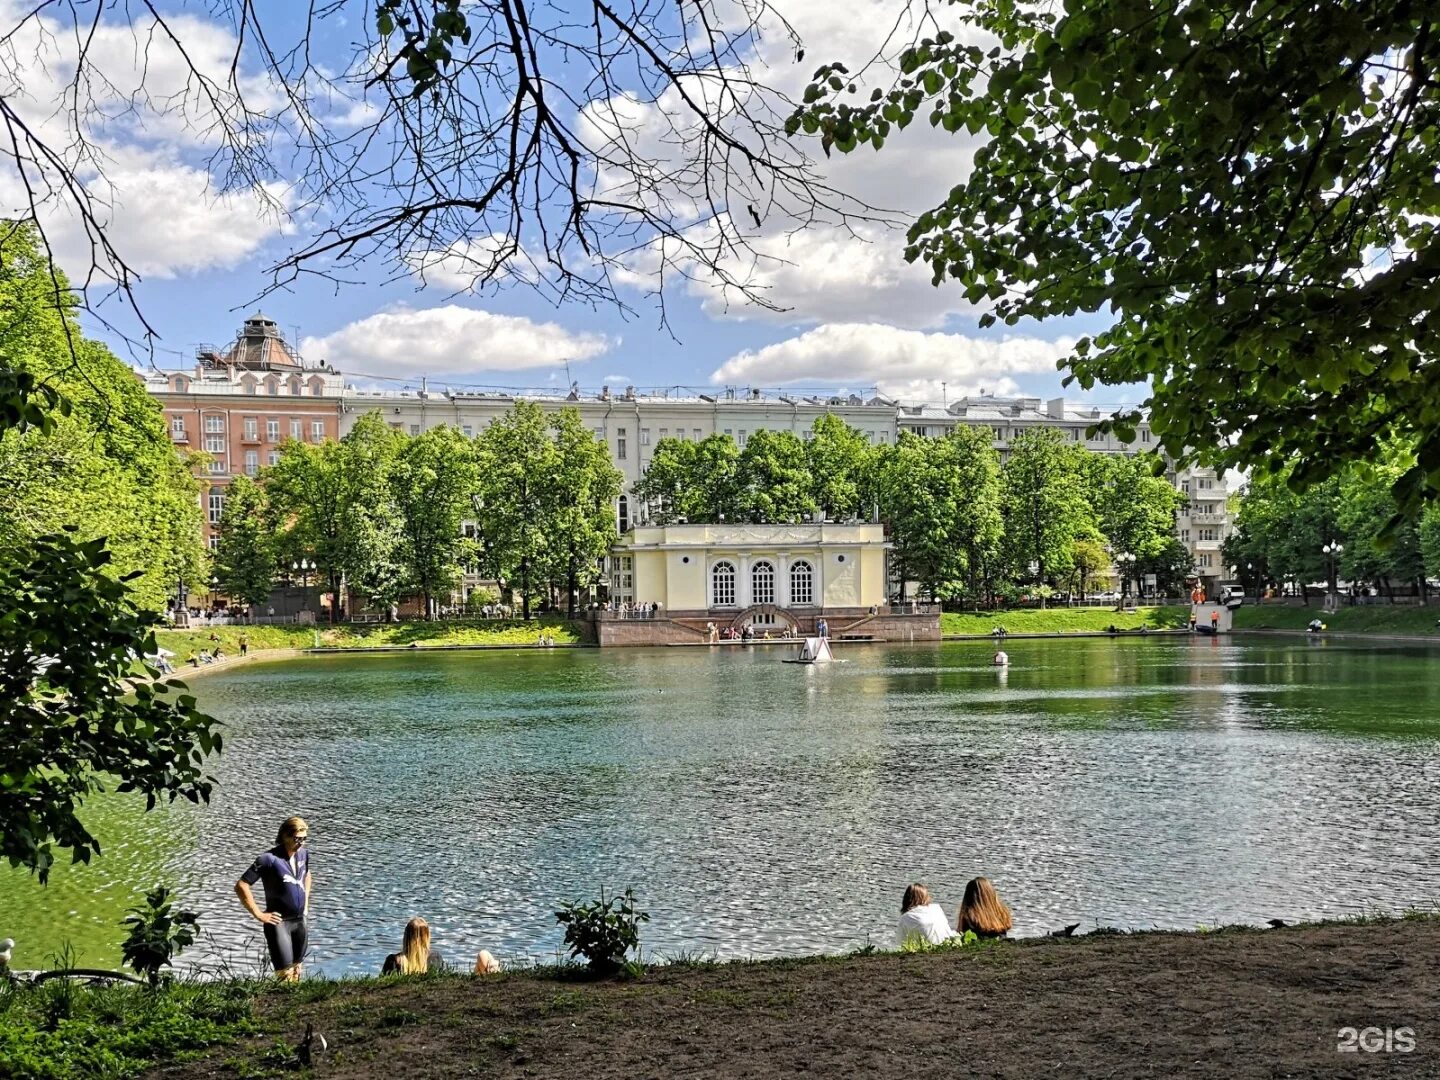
897,902,957,947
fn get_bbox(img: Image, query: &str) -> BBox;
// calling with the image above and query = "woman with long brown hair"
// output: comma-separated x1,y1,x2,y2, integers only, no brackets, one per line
383,917,445,974
956,877,1012,938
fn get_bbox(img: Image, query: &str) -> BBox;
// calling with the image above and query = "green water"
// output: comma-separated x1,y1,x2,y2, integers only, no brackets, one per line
3,637,1439,975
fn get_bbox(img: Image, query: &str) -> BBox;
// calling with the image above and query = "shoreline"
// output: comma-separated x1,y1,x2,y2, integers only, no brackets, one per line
30,915,1423,1079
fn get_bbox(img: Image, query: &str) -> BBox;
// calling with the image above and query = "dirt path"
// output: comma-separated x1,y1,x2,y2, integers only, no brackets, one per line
154,919,1438,1079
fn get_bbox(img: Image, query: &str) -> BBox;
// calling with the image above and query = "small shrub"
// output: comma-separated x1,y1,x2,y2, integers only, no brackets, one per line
121,886,200,988
898,930,978,954
554,888,649,975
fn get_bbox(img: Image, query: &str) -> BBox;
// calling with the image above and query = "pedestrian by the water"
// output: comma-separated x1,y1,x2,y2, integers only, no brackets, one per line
382,917,444,974
235,816,313,981
239,634,249,656
956,876,1012,939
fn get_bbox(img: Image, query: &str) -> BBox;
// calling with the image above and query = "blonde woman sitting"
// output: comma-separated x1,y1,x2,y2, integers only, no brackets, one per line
896,883,957,947
474,949,500,974
382,917,445,974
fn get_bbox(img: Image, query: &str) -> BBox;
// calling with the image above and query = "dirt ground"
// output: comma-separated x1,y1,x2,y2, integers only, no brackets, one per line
154,920,1439,1079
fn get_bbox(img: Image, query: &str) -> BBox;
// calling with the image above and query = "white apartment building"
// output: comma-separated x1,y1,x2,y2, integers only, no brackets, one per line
341,384,897,531
339,385,1230,594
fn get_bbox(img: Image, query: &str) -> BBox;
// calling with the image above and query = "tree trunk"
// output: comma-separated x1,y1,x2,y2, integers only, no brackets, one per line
1298,577,1309,606
567,558,578,619
521,556,531,620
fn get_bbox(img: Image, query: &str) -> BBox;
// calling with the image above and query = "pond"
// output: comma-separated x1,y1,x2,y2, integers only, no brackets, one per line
4,637,1440,976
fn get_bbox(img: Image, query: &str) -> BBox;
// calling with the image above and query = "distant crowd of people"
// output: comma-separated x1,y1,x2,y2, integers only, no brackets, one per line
611,600,663,618
234,817,1018,982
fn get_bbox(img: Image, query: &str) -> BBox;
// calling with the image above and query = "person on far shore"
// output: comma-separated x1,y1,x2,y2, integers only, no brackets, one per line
235,816,313,981
897,883,957,947
956,876,1012,939
383,917,444,974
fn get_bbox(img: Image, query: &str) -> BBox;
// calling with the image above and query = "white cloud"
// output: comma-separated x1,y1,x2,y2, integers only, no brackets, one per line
0,3,290,283
712,323,1072,400
590,0,987,326
601,373,633,385
300,305,614,378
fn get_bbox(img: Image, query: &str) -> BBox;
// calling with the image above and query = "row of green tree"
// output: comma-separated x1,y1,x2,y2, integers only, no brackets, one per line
634,416,1190,602
216,402,623,618
1225,446,1440,602
0,223,207,611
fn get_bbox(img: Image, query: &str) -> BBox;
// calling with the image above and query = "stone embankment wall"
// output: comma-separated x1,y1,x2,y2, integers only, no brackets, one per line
595,610,940,647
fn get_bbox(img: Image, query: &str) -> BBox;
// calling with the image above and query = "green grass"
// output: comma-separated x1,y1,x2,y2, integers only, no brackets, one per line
941,606,1189,636
155,616,586,657
0,979,258,1080
1231,604,1440,636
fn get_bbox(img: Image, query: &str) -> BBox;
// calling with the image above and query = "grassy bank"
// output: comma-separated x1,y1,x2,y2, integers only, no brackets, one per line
1232,604,1440,636
941,605,1189,636
155,617,586,657
6,915,1436,1079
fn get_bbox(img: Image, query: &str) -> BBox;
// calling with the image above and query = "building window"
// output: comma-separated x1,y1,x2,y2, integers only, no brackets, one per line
737,430,747,447
207,535,220,551
310,379,323,397
640,428,650,446
617,428,627,460
659,427,668,440
409,423,421,436
174,376,188,392
289,378,302,396
205,415,224,434
618,495,630,534
171,417,185,437
243,380,256,395
880,431,890,444
1181,529,1191,542
244,450,259,476
723,428,732,438
1198,553,1213,568
209,459,225,475
266,419,279,441
1199,527,1216,542
751,560,775,605
789,560,814,606
693,428,702,441
462,425,473,437
312,421,325,442
268,450,280,466
208,491,225,524
1141,429,1152,443
243,418,258,440
711,560,737,607
204,435,224,453
290,419,302,439
267,379,279,396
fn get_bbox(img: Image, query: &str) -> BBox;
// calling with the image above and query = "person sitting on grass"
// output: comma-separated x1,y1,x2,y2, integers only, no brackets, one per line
474,949,500,974
897,883,957,947
382,917,444,974
956,877,1013,939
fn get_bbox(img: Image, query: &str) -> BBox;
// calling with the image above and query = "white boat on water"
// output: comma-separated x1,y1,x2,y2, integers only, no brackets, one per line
782,637,844,664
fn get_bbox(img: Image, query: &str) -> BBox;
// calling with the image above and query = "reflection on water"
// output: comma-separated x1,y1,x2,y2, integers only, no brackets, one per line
3,637,1439,974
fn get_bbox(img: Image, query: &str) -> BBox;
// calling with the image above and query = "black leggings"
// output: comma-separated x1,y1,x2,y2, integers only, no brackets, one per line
263,916,308,971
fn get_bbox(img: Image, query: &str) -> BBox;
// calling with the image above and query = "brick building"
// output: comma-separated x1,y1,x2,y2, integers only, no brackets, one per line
141,314,345,553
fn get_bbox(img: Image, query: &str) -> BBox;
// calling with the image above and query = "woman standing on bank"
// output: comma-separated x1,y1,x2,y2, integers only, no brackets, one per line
235,816,313,981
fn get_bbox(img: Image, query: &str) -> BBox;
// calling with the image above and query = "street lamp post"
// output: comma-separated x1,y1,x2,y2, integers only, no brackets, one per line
1321,542,1344,612
1116,551,1134,610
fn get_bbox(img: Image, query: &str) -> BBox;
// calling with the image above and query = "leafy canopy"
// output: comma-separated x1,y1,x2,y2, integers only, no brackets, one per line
797,3,1440,511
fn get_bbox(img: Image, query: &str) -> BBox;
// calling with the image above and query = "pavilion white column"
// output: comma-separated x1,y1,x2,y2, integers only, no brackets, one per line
737,553,751,608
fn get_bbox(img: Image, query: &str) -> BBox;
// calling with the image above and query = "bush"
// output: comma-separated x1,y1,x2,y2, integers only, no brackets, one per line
464,587,501,613
554,889,649,975
120,887,199,988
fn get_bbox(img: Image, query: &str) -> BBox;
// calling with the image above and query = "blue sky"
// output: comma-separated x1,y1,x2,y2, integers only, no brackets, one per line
2,0,1130,406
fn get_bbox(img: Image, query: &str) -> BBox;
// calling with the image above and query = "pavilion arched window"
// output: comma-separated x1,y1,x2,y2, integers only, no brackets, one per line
789,560,814,606
751,560,775,605
711,560,736,607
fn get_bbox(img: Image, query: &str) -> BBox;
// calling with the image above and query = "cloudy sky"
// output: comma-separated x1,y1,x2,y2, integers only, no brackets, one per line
0,0,1128,406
